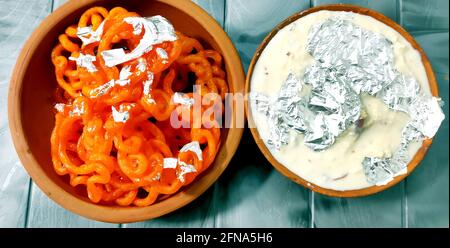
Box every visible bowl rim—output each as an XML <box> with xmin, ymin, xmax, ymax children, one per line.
<box><xmin>8</xmin><ymin>0</ymin><xmax>245</xmax><ymax>223</ymax></box>
<box><xmin>245</xmin><ymin>4</ymin><xmax>440</xmax><ymax>198</ymax></box>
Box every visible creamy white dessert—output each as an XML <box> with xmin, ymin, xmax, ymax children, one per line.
<box><xmin>250</xmin><ymin>10</ymin><xmax>443</xmax><ymax>191</ymax></box>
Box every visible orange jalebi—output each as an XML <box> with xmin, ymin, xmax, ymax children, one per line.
<box><xmin>50</xmin><ymin>7</ymin><xmax>227</xmax><ymax>206</ymax></box>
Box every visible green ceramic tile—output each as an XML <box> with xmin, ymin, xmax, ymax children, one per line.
<box><xmin>193</xmin><ymin>0</ymin><xmax>225</xmax><ymax>26</ymax></box>
<box><xmin>52</xmin><ymin>0</ymin><xmax>66</xmax><ymax>9</ymax></box>
<box><xmin>314</xmin><ymin>185</ymin><xmax>405</xmax><ymax>227</ymax></box>
<box><xmin>225</xmin><ymin>0</ymin><xmax>311</xmax><ymax>71</ymax></box>
<box><xmin>124</xmin><ymin>187</ymin><xmax>216</xmax><ymax>228</ymax></box>
<box><xmin>406</xmin><ymin>72</ymin><xmax>449</xmax><ymax>228</ymax></box>
<box><xmin>404</xmin><ymin>26</ymin><xmax>448</xmax><ymax>227</ymax></box>
<box><xmin>312</xmin><ymin>0</ymin><xmax>399</xmax><ymax>22</ymax></box>
<box><xmin>401</xmin><ymin>0</ymin><xmax>449</xmax><ymax>31</ymax></box>
<box><xmin>26</xmin><ymin>184</ymin><xmax>117</xmax><ymax>227</ymax></box>
<box><xmin>412</xmin><ymin>31</ymin><xmax>449</xmax><ymax>74</ymax></box>
<box><xmin>214</xmin><ymin>130</ymin><xmax>310</xmax><ymax>227</ymax></box>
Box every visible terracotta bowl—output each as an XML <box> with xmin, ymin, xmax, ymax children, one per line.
<box><xmin>245</xmin><ymin>4</ymin><xmax>439</xmax><ymax>198</ymax></box>
<box><xmin>8</xmin><ymin>0</ymin><xmax>245</xmax><ymax>223</ymax></box>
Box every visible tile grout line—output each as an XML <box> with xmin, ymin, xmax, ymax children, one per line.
<box><xmin>404</xmin><ymin>181</ymin><xmax>408</xmax><ymax>228</ymax></box>
<box><xmin>212</xmin><ymin>183</ymin><xmax>219</xmax><ymax>228</ymax></box>
<box><xmin>310</xmin><ymin>191</ymin><xmax>315</xmax><ymax>228</ymax></box>
<box><xmin>410</xmin><ymin>29</ymin><xmax>450</xmax><ymax>34</ymax></box>
<box><xmin>222</xmin><ymin>0</ymin><xmax>227</xmax><ymax>30</ymax></box>
<box><xmin>23</xmin><ymin>178</ymin><xmax>33</xmax><ymax>228</ymax></box>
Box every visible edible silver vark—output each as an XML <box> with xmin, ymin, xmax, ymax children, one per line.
<box><xmin>101</xmin><ymin>16</ymin><xmax>177</xmax><ymax>67</ymax></box>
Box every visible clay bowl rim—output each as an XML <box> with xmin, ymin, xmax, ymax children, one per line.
<box><xmin>8</xmin><ymin>0</ymin><xmax>245</xmax><ymax>223</ymax></box>
<box><xmin>245</xmin><ymin>4</ymin><xmax>439</xmax><ymax>198</ymax></box>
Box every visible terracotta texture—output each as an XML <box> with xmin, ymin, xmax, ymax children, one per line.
<box><xmin>245</xmin><ymin>4</ymin><xmax>440</xmax><ymax>198</ymax></box>
<box><xmin>8</xmin><ymin>0</ymin><xmax>245</xmax><ymax>223</ymax></box>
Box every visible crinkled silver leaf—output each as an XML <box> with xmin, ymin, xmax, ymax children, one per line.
<box><xmin>69</xmin><ymin>53</ymin><xmax>97</xmax><ymax>72</ymax></box>
<box><xmin>136</xmin><ymin>58</ymin><xmax>147</xmax><ymax>73</ymax></box>
<box><xmin>102</xmin><ymin>16</ymin><xmax>177</xmax><ymax>67</ymax></box>
<box><xmin>116</xmin><ymin>65</ymin><xmax>132</xmax><ymax>86</ymax></box>
<box><xmin>69</xmin><ymin>101</ymin><xmax>86</xmax><ymax>117</ymax></box>
<box><xmin>173</xmin><ymin>92</ymin><xmax>194</xmax><ymax>106</ymax></box>
<box><xmin>249</xmin><ymin>92</ymin><xmax>270</xmax><ymax>115</ymax></box>
<box><xmin>111</xmin><ymin>106</ymin><xmax>129</xmax><ymax>123</ymax></box>
<box><xmin>111</xmin><ymin>104</ymin><xmax>134</xmax><ymax>123</ymax></box>
<box><xmin>306</xmin><ymin>18</ymin><xmax>396</xmax><ymax>95</ymax></box>
<box><xmin>163</xmin><ymin>158</ymin><xmax>178</xmax><ymax>169</ymax></box>
<box><xmin>77</xmin><ymin>21</ymin><xmax>105</xmax><ymax>46</ymax></box>
<box><xmin>251</xmin><ymin>73</ymin><xmax>303</xmax><ymax>150</ymax></box>
<box><xmin>156</xmin><ymin>47</ymin><xmax>169</xmax><ymax>64</ymax></box>
<box><xmin>145</xmin><ymin>15</ymin><xmax>178</xmax><ymax>44</ymax></box>
<box><xmin>176</xmin><ymin>162</ymin><xmax>197</xmax><ymax>183</ymax></box>
<box><xmin>409</xmin><ymin>95</ymin><xmax>445</xmax><ymax>138</ymax></box>
<box><xmin>179</xmin><ymin>141</ymin><xmax>203</xmax><ymax>161</ymax></box>
<box><xmin>362</xmin><ymin>157</ymin><xmax>395</xmax><ymax>185</ymax></box>
<box><xmin>378</xmin><ymin>74</ymin><xmax>420</xmax><ymax>113</ymax></box>
<box><xmin>90</xmin><ymin>79</ymin><xmax>115</xmax><ymax>98</ymax></box>
<box><xmin>54</xmin><ymin>103</ymin><xmax>65</xmax><ymax>112</ymax></box>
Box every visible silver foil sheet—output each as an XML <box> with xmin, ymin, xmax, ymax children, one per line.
<box><xmin>54</xmin><ymin>103</ymin><xmax>65</xmax><ymax>112</ymax></box>
<box><xmin>101</xmin><ymin>16</ymin><xmax>177</xmax><ymax>67</ymax></box>
<box><xmin>90</xmin><ymin>79</ymin><xmax>115</xmax><ymax>98</ymax></box>
<box><xmin>177</xmin><ymin>141</ymin><xmax>202</xmax><ymax>182</ymax></box>
<box><xmin>136</xmin><ymin>58</ymin><xmax>148</xmax><ymax>73</ymax></box>
<box><xmin>69</xmin><ymin>101</ymin><xmax>86</xmax><ymax>117</ymax></box>
<box><xmin>163</xmin><ymin>157</ymin><xmax>178</xmax><ymax>169</ymax></box>
<box><xmin>251</xmin><ymin>17</ymin><xmax>445</xmax><ymax>186</ymax></box>
<box><xmin>179</xmin><ymin>141</ymin><xmax>203</xmax><ymax>161</ymax></box>
<box><xmin>156</xmin><ymin>47</ymin><xmax>169</xmax><ymax>64</ymax></box>
<box><xmin>143</xmin><ymin>72</ymin><xmax>156</xmax><ymax>104</ymax></box>
<box><xmin>160</xmin><ymin>141</ymin><xmax>203</xmax><ymax>183</ymax></box>
<box><xmin>111</xmin><ymin>106</ymin><xmax>129</xmax><ymax>123</ymax></box>
<box><xmin>77</xmin><ymin>21</ymin><xmax>105</xmax><ymax>46</ymax></box>
<box><xmin>177</xmin><ymin>162</ymin><xmax>197</xmax><ymax>183</ymax></box>
<box><xmin>143</xmin><ymin>72</ymin><xmax>154</xmax><ymax>96</ymax></box>
<box><xmin>306</xmin><ymin>18</ymin><xmax>397</xmax><ymax>95</ymax></box>
<box><xmin>172</xmin><ymin>92</ymin><xmax>195</xmax><ymax>106</ymax></box>
<box><xmin>111</xmin><ymin>104</ymin><xmax>134</xmax><ymax>123</ymax></box>
<box><xmin>69</xmin><ymin>53</ymin><xmax>97</xmax><ymax>72</ymax></box>
<box><xmin>116</xmin><ymin>65</ymin><xmax>132</xmax><ymax>86</ymax></box>
<box><xmin>89</xmin><ymin>65</ymin><xmax>133</xmax><ymax>97</ymax></box>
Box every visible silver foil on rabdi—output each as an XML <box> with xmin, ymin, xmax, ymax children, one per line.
<box><xmin>306</xmin><ymin>18</ymin><xmax>397</xmax><ymax>95</ymax></box>
<box><xmin>250</xmin><ymin>73</ymin><xmax>303</xmax><ymax>150</ymax></box>
<box><xmin>251</xmin><ymin>17</ymin><xmax>445</xmax><ymax>186</ymax></box>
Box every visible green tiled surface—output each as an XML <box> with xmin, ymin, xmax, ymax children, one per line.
<box><xmin>0</xmin><ymin>0</ymin><xmax>447</xmax><ymax>227</ymax></box>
